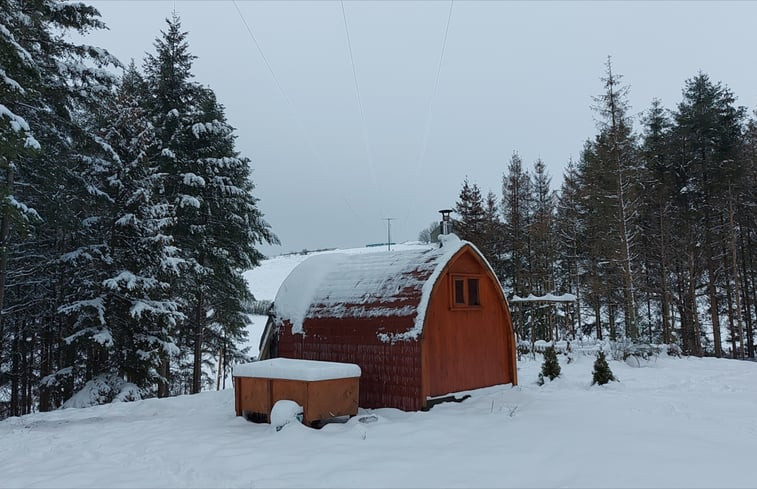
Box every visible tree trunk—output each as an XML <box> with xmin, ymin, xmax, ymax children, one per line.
<box><xmin>659</xmin><ymin>209</ymin><xmax>672</xmax><ymax>345</ymax></box>
<box><xmin>644</xmin><ymin>264</ymin><xmax>652</xmax><ymax>341</ymax></box>
<box><xmin>19</xmin><ymin>321</ymin><xmax>28</xmax><ymax>415</ymax></box>
<box><xmin>706</xmin><ymin>248</ymin><xmax>722</xmax><ymax>357</ymax></box>
<box><xmin>590</xmin><ymin>257</ymin><xmax>602</xmax><ymax>340</ymax></box>
<box><xmin>616</xmin><ymin>171</ymin><xmax>637</xmax><ymax>339</ymax></box>
<box><xmin>216</xmin><ymin>348</ymin><xmax>222</xmax><ymax>391</ymax></box>
<box><xmin>573</xmin><ymin>250</ymin><xmax>582</xmax><ymax>336</ymax></box>
<box><xmin>746</xmin><ymin>231</ymin><xmax>757</xmax><ymax>358</ymax></box>
<box><xmin>0</xmin><ymin>167</ymin><xmax>15</xmax><ymax>374</ymax></box>
<box><xmin>740</xmin><ymin>234</ymin><xmax>755</xmax><ymax>359</ymax></box>
<box><xmin>609</xmin><ymin>303</ymin><xmax>616</xmax><ymax>342</ymax></box>
<box><xmin>683</xmin><ymin>250</ymin><xmax>699</xmax><ymax>355</ymax></box>
<box><xmin>38</xmin><ymin>326</ymin><xmax>52</xmax><ymax>412</ymax></box>
<box><xmin>157</xmin><ymin>354</ymin><xmax>170</xmax><ymax>398</ymax></box>
<box><xmin>727</xmin><ymin>190</ymin><xmax>745</xmax><ymax>359</ymax></box>
<box><xmin>605</xmin><ymin>60</ymin><xmax>637</xmax><ymax>340</ymax></box>
<box><xmin>22</xmin><ymin>324</ymin><xmax>33</xmax><ymax>414</ymax></box>
<box><xmin>594</xmin><ymin>301</ymin><xmax>602</xmax><ymax>340</ymax></box>
<box><xmin>192</xmin><ymin>289</ymin><xmax>204</xmax><ymax>394</ymax></box>
<box><xmin>724</xmin><ymin>271</ymin><xmax>737</xmax><ymax>358</ymax></box>
<box><xmin>10</xmin><ymin>324</ymin><xmax>19</xmax><ymax>416</ymax></box>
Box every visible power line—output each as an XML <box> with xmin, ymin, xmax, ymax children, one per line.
<box><xmin>402</xmin><ymin>0</ymin><xmax>455</xmax><ymax>230</ymax></box>
<box><xmin>339</xmin><ymin>0</ymin><xmax>380</xmax><ymax>207</ymax></box>
<box><xmin>231</xmin><ymin>0</ymin><xmax>364</xmax><ymax>226</ymax></box>
<box><xmin>417</xmin><ymin>0</ymin><xmax>454</xmax><ymax>176</ymax></box>
<box><xmin>232</xmin><ymin>0</ymin><xmax>295</xmax><ymax>115</ymax></box>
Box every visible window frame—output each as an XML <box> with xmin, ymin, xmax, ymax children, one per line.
<box><xmin>449</xmin><ymin>274</ymin><xmax>482</xmax><ymax>310</ymax></box>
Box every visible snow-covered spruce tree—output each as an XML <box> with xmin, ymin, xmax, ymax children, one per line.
<box><xmin>0</xmin><ymin>0</ymin><xmax>42</xmax><ymax>417</ymax></box>
<box><xmin>454</xmin><ymin>179</ymin><xmax>504</xmax><ymax>282</ymax></box>
<box><xmin>455</xmin><ymin>177</ymin><xmax>485</xmax><ymax>245</ymax></box>
<box><xmin>58</xmin><ymin>62</ymin><xmax>185</xmax><ymax>403</ymax></box>
<box><xmin>589</xmin><ymin>57</ymin><xmax>640</xmax><ymax>340</ymax></box>
<box><xmin>501</xmin><ymin>151</ymin><xmax>532</xmax><ymax>299</ymax></box>
<box><xmin>501</xmin><ymin>151</ymin><xmax>532</xmax><ymax>343</ymax></box>
<box><xmin>142</xmin><ymin>14</ymin><xmax>203</xmax><ymax>394</ymax></box>
<box><xmin>638</xmin><ymin>99</ymin><xmax>675</xmax><ymax>345</ymax></box>
<box><xmin>144</xmin><ymin>15</ymin><xmax>277</xmax><ymax>395</ymax></box>
<box><xmin>538</xmin><ymin>346</ymin><xmax>561</xmax><ymax>384</ymax></box>
<box><xmin>592</xmin><ymin>351</ymin><xmax>615</xmax><ymax>385</ymax></box>
<box><xmin>737</xmin><ymin>115</ymin><xmax>757</xmax><ymax>359</ymax></box>
<box><xmin>529</xmin><ymin>159</ymin><xmax>555</xmax><ymax>296</ymax></box>
<box><xmin>101</xmin><ymin>64</ymin><xmax>184</xmax><ymax>396</ymax></box>
<box><xmin>575</xmin><ymin>140</ymin><xmax>616</xmax><ymax>341</ymax></box>
<box><xmin>669</xmin><ymin>73</ymin><xmax>745</xmax><ymax>357</ymax></box>
<box><xmin>571</xmin><ymin>58</ymin><xmax>640</xmax><ymax>342</ymax></box>
<box><xmin>528</xmin><ymin>159</ymin><xmax>558</xmax><ymax>340</ymax></box>
<box><xmin>481</xmin><ymin>190</ymin><xmax>505</xmax><ymax>280</ymax></box>
<box><xmin>179</xmin><ymin>87</ymin><xmax>278</xmax><ymax>393</ymax></box>
<box><xmin>0</xmin><ymin>0</ymin><xmax>119</xmax><ymax>416</ymax></box>
<box><xmin>555</xmin><ymin>158</ymin><xmax>584</xmax><ymax>337</ymax></box>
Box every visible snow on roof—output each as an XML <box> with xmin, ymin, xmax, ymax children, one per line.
<box><xmin>273</xmin><ymin>234</ymin><xmax>467</xmax><ymax>341</ymax></box>
<box><xmin>510</xmin><ymin>293</ymin><xmax>577</xmax><ymax>303</ymax></box>
<box><xmin>233</xmin><ymin>358</ymin><xmax>361</xmax><ymax>381</ymax></box>
<box><xmin>244</xmin><ymin>242</ymin><xmax>435</xmax><ymax>302</ymax></box>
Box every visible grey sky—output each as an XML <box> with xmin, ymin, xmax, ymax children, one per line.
<box><xmin>83</xmin><ymin>1</ymin><xmax>757</xmax><ymax>256</ymax></box>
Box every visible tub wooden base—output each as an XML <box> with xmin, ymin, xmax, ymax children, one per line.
<box><xmin>234</xmin><ymin>375</ymin><xmax>359</xmax><ymax>426</ymax></box>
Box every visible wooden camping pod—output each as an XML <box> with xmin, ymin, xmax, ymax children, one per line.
<box><xmin>265</xmin><ymin>237</ymin><xmax>517</xmax><ymax>411</ymax></box>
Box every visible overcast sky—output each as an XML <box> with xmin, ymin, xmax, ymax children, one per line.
<box><xmin>81</xmin><ymin>1</ymin><xmax>757</xmax><ymax>256</ymax></box>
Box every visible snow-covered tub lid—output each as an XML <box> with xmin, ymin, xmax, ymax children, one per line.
<box><xmin>233</xmin><ymin>358</ymin><xmax>361</xmax><ymax>381</ymax></box>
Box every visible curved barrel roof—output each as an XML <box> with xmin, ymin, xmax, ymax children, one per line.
<box><xmin>273</xmin><ymin>235</ymin><xmax>468</xmax><ymax>341</ymax></box>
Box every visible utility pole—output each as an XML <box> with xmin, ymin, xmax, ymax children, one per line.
<box><xmin>383</xmin><ymin>217</ymin><xmax>396</xmax><ymax>251</ymax></box>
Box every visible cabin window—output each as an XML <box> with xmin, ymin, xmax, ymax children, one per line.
<box><xmin>454</xmin><ymin>279</ymin><xmax>465</xmax><ymax>304</ymax></box>
<box><xmin>468</xmin><ymin>278</ymin><xmax>480</xmax><ymax>306</ymax></box>
<box><xmin>450</xmin><ymin>275</ymin><xmax>482</xmax><ymax>309</ymax></box>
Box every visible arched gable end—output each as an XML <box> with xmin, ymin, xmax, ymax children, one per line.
<box><xmin>420</xmin><ymin>245</ymin><xmax>518</xmax><ymax>400</ymax></box>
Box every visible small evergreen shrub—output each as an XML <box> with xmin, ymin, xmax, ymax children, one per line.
<box><xmin>539</xmin><ymin>346</ymin><xmax>561</xmax><ymax>383</ymax></box>
<box><xmin>592</xmin><ymin>351</ymin><xmax>616</xmax><ymax>385</ymax></box>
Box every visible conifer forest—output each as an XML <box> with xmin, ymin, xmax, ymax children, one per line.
<box><xmin>0</xmin><ymin>3</ymin><xmax>277</xmax><ymax>418</ymax></box>
<box><xmin>1</xmin><ymin>1</ymin><xmax>756</xmax><ymax>420</ymax></box>
<box><xmin>452</xmin><ymin>59</ymin><xmax>756</xmax><ymax>362</ymax></box>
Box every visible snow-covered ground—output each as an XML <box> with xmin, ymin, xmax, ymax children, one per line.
<box><xmin>3</xmin><ymin>245</ymin><xmax>755</xmax><ymax>487</ymax></box>
<box><xmin>1</xmin><ymin>353</ymin><xmax>755</xmax><ymax>488</ymax></box>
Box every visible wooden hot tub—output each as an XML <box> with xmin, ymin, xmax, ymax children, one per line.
<box><xmin>233</xmin><ymin>358</ymin><xmax>361</xmax><ymax>426</ymax></box>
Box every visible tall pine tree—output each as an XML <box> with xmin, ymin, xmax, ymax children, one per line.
<box><xmin>586</xmin><ymin>57</ymin><xmax>640</xmax><ymax>339</ymax></box>
<box><xmin>143</xmin><ymin>15</ymin><xmax>277</xmax><ymax>394</ymax></box>
<box><xmin>0</xmin><ymin>0</ymin><xmax>119</xmax><ymax>416</ymax></box>
<box><xmin>502</xmin><ymin>152</ymin><xmax>532</xmax><ymax>298</ymax></box>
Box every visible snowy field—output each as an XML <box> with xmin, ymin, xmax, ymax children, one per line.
<box><xmin>1</xmin><ymin>353</ymin><xmax>755</xmax><ymax>488</ymax></box>
<box><xmin>2</xmin><ymin>245</ymin><xmax>756</xmax><ymax>488</ymax></box>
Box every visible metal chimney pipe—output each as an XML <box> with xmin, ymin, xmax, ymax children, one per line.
<box><xmin>438</xmin><ymin>209</ymin><xmax>453</xmax><ymax>238</ymax></box>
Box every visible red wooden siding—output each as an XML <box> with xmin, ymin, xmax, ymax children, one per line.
<box><xmin>277</xmin><ymin>317</ymin><xmax>424</xmax><ymax>411</ymax></box>
<box><xmin>274</xmin><ymin>242</ymin><xmax>517</xmax><ymax>412</ymax></box>
<box><xmin>421</xmin><ymin>249</ymin><xmax>517</xmax><ymax>398</ymax></box>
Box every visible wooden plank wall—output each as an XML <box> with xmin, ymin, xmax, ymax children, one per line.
<box><xmin>422</xmin><ymin>250</ymin><xmax>516</xmax><ymax>398</ymax></box>
<box><xmin>275</xmin><ymin>245</ymin><xmax>518</xmax><ymax>412</ymax></box>
<box><xmin>277</xmin><ymin>318</ymin><xmax>424</xmax><ymax>411</ymax></box>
